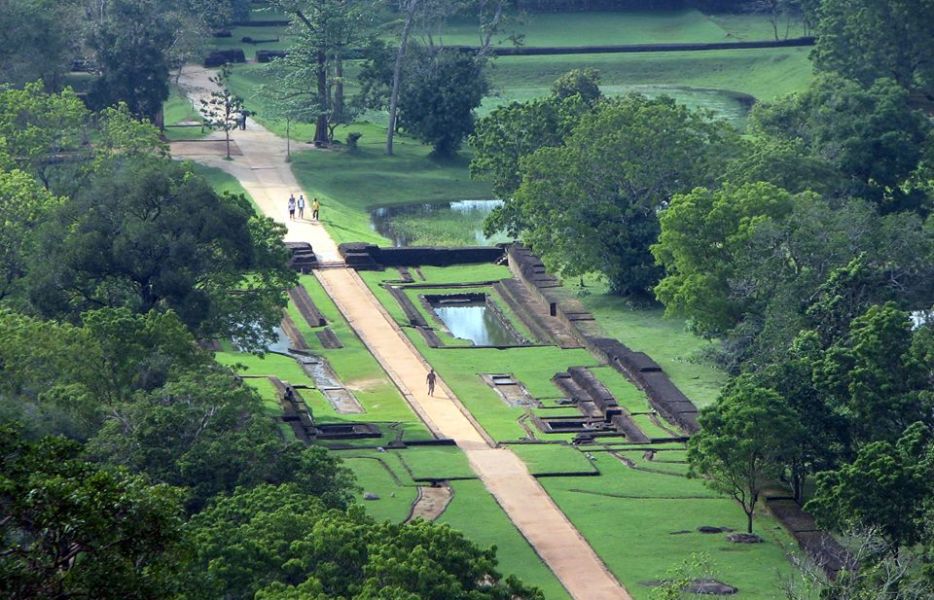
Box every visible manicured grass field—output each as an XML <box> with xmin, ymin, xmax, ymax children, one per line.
<box><xmin>539</xmin><ymin>456</ymin><xmax>799</xmax><ymax>599</ymax></box>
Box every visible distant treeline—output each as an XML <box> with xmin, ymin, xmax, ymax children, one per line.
<box><xmin>515</xmin><ymin>0</ymin><xmax>762</xmax><ymax>11</ymax></box>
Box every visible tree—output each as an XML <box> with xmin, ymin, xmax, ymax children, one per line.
<box><xmin>507</xmin><ymin>94</ymin><xmax>737</xmax><ymax>296</ymax></box>
<box><xmin>652</xmin><ymin>182</ymin><xmax>800</xmax><ymax>338</ymax></box>
<box><xmin>0</xmin><ymin>0</ymin><xmax>79</xmax><ymax>89</ymax></box>
<box><xmin>200</xmin><ymin>64</ymin><xmax>245</xmax><ymax>160</ymax></box>
<box><xmin>398</xmin><ymin>48</ymin><xmax>489</xmax><ymax>156</ymax></box>
<box><xmin>719</xmin><ymin>137</ymin><xmax>842</xmax><ymax>196</ymax></box>
<box><xmin>812</xmin><ymin>0</ymin><xmax>934</xmax><ymax>100</ymax></box>
<box><xmin>0</xmin><ymin>82</ymin><xmax>90</xmax><ymax>188</ymax></box>
<box><xmin>21</xmin><ymin>157</ymin><xmax>296</xmax><ymax>346</ymax></box>
<box><xmin>814</xmin><ymin>303</ymin><xmax>933</xmax><ymax>447</ymax></box>
<box><xmin>0</xmin><ymin>169</ymin><xmax>63</xmax><ymax>301</ymax></box>
<box><xmin>0</xmin><ymin>425</ymin><xmax>186</xmax><ymax>600</ymax></box>
<box><xmin>274</xmin><ymin>0</ymin><xmax>379</xmax><ymax>145</ymax></box>
<box><xmin>551</xmin><ymin>67</ymin><xmax>602</xmax><ymax>105</ymax></box>
<box><xmin>469</xmin><ymin>73</ymin><xmax>595</xmax><ymax>205</ymax></box>
<box><xmin>750</xmin><ymin>75</ymin><xmax>931</xmax><ymax>214</ymax></box>
<box><xmin>807</xmin><ymin>422</ymin><xmax>933</xmax><ymax>553</ymax></box>
<box><xmin>688</xmin><ymin>378</ymin><xmax>802</xmax><ymax>533</ymax></box>
<box><xmin>184</xmin><ymin>483</ymin><xmax>542</xmax><ymax>600</ymax></box>
<box><xmin>387</xmin><ymin>0</ymin><xmax>421</xmax><ymax>156</ymax></box>
<box><xmin>87</xmin><ymin>0</ymin><xmax>175</xmax><ymax>122</ymax></box>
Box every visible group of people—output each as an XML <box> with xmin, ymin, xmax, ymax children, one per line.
<box><xmin>287</xmin><ymin>193</ymin><xmax>320</xmax><ymax>222</ymax></box>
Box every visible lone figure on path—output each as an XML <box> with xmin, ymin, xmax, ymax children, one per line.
<box><xmin>426</xmin><ymin>368</ymin><xmax>437</xmax><ymax>396</ymax></box>
<box><xmin>312</xmin><ymin>197</ymin><xmax>320</xmax><ymax>221</ymax></box>
<box><xmin>288</xmin><ymin>194</ymin><xmax>296</xmax><ymax>220</ymax></box>
<box><xmin>297</xmin><ymin>194</ymin><xmax>306</xmax><ymax>219</ymax></box>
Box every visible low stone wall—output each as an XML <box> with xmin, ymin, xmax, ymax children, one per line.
<box><xmin>339</xmin><ymin>243</ymin><xmax>504</xmax><ymax>269</ymax></box>
<box><xmin>507</xmin><ymin>244</ymin><xmax>700</xmax><ymax>435</ymax></box>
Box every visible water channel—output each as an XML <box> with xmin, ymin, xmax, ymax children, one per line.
<box><xmin>369</xmin><ymin>199</ymin><xmax>511</xmax><ymax>247</ymax></box>
<box><xmin>432</xmin><ymin>300</ymin><xmax>522</xmax><ymax>347</ymax></box>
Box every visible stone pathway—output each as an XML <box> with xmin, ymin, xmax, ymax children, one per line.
<box><xmin>171</xmin><ymin>65</ymin><xmax>630</xmax><ymax>600</ymax></box>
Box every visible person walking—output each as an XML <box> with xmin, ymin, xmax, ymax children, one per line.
<box><xmin>426</xmin><ymin>368</ymin><xmax>437</xmax><ymax>396</ymax></box>
<box><xmin>311</xmin><ymin>197</ymin><xmax>320</xmax><ymax>221</ymax></box>
<box><xmin>297</xmin><ymin>194</ymin><xmax>306</xmax><ymax>220</ymax></box>
<box><xmin>287</xmin><ymin>194</ymin><xmax>296</xmax><ymax>221</ymax></box>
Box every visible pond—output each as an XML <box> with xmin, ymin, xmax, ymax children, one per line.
<box><xmin>432</xmin><ymin>299</ymin><xmax>522</xmax><ymax>347</ymax></box>
<box><xmin>369</xmin><ymin>199</ymin><xmax>512</xmax><ymax>247</ymax></box>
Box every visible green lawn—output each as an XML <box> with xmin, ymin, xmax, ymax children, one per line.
<box><xmin>440</xmin><ymin>480</ymin><xmax>571</xmax><ymax>600</ymax></box>
<box><xmin>162</xmin><ymin>85</ymin><xmax>208</xmax><ymax>141</ymax></box>
<box><xmin>333</xmin><ymin>446</ymin><xmax>570</xmax><ymax>599</ymax></box>
<box><xmin>506</xmin><ymin>443</ymin><xmax>598</xmax><ymax>476</ymax></box>
<box><xmin>539</xmin><ymin>456</ymin><xmax>799</xmax><ymax>599</ymax></box>
<box><xmin>577</xmin><ymin>279</ymin><xmax>728</xmax><ymax>409</ymax></box>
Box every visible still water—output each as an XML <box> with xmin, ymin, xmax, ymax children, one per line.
<box><xmin>432</xmin><ymin>302</ymin><xmax>522</xmax><ymax>347</ymax></box>
<box><xmin>369</xmin><ymin>199</ymin><xmax>509</xmax><ymax>247</ymax></box>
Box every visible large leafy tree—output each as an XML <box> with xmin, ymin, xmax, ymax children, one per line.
<box><xmin>0</xmin><ymin>425</ymin><xmax>186</xmax><ymax>600</ymax></box>
<box><xmin>0</xmin><ymin>82</ymin><xmax>89</xmax><ymax>188</ymax></box>
<box><xmin>652</xmin><ymin>182</ymin><xmax>801</xmax><ymax>338</ymax></box>
<box><xmin>807</xmin><ymin>422</ymin><xmax>933</xmax><ymax>553</ymax></box>
<box><xmin>750</xmin><ymin>75</ymin><xmax>931</xmax><ymax>214</ymax></box>
<box><xmin>814</xmin><ymin>303</ymin><xmax>933</xmax><ymax>447</ymax></box>
<box><xmin>508</xmin><ymin>94</ymin><xmax>737</xmax><ymax>296</ymax></box>
<box><xmin>20</xmin><ymin>157</ymin><xmax>295</xmax><ymax>346</ymax></box>
<box><xmin>184</xmin><ymin>483</ymin><xmax>542</xmax><ymax>600</ymax></box>
<box><xmin>652</xmin><ymin>184</ymin><xmax>934</xmax><ymax>368</ymax></box>
<box><xmin>398</xmin><ymin>48</ymin><xmax>489</xmax><ymax>156</ymax></box>
<box><xmin>469</xmin><ymin>70</ymin><xmax>597</xmax><ymax>206</ymax></box>
<box><xmin>0</xmin><ymin>0</ymin><xmax>80</xmax><ymax>89</ymax></box>
<box><xmin>274</xmin><ymin>0</ymin><xmax>379</xmax><ymax>145</ymax></box>
<box><xmin>87</xmin><ymin>0</ymin><xmax>175</xmax><ymax>122</ymax></box>
<box><xmin>688</xmin><ymin>378</ymin><xmax>802</xmax><ymax>534</ymax></box>
<box><xmin>0</xmin><ymin>169</ymin><xmax>63</xmax><ymax>301</ymax></box>
<box><xmin>812</xmin><ymin>0</ymin><xmax>934</xmax><ymax>100</ymax></box>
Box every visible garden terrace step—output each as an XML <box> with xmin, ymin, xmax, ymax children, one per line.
<box><xmin>315</xmin><ymin>327</ymin><xmax>343</xmax><ymax>349</ymax></box>
<box><xmin>495</xmin><ymin>278</ymin><xmax>581</xmax><ymax>349</ymax></box>
<box><xmin>552</xmin><ymin>373</ymin><xmax>602</xmax><ymax>418</ymax></box>
<box><xmin>280</xmin><ymin>313</ymin><xmax>308</xmax><ymax>350</ymax></box>
<box><xmin>568</xmin><ymin>367</ymin><xmax>622</xmax><ymax>419</ymax></box>
<box><xmin>385</xmin><ymin>285</ymin><xmax>429</xmax><ymax>327</ymax></box>
<box><xmin>610</xmin><ymin>414</ymin><xmax>651</xmax><ymax>444</ymax></box>
<box><xmin>285</xmin><ymin>241</ymin><xmax>319</xmax><ymax>273</ymax></box>
<box><xmin>493</xmin><ymin>280</ymin><xmax>555</xmax><ymax>345</ymax></box>
<box><xmin>288</xmin><ymin>285</ymin><xmax>327</xmax><ymax>327</ymax></box>
<box><xmin>765</xmin><ymin>497</ymin><xmax>852</xmax><ymax>577</ymax></box>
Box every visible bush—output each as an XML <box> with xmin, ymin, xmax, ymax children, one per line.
<box><xmin>203</xmin><ymin>49</ymin><xmax>246</xmax><ymax>68</ymax></box>
<box><xmin>346</xmin><ymin>132</ymin><xmax>362</xmax><ymax>151</ymax></box>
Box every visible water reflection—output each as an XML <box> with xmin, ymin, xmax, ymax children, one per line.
<box><xmin>369</xmin><ymin>199</ymin><xmax>509</xmax><ymax>247</ymax></box>
<box><xmin>433</xmin><ymin>302</ymin><xmax>521</xmax><ymax>346</ymax></box>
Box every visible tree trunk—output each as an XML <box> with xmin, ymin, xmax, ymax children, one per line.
<box><xmin>314</xmin><ymin>48</ymin><xmax>329</xmax><ymax>145</ymax></box>
<box><xmin>286</xmin><ymin>118</ymin><xmax>291</xmax><ymax>161</ymax></box>
<box><xmin>225</xmin><ymin>127</ymin><xmax>231</xmax><ymax>159</ymax></box>
<box><xmin>387</xmin><ymin>0</ymin><xmax>418</xmax><ymax>156</ymax></box>
<box><xmin>333</xmin><ymin>53</ymin><xmax>344</xmax><ymax>126</ymax></box>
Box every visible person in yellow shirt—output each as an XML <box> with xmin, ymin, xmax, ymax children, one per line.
<box><xmin>312</xmin><ymin>198</ymin><xmax>320</xmax><ymax>221</ymax></box>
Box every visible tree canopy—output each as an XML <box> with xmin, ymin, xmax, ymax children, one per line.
<box><xmin>19</xmin><ymin>157</ymin><xmax>295</xmax><ymax>346</ymax></box>
<box><xmin>506</xmin><ymin>94</ymin><xmax>737</xmax><ymax>296</ymax></box>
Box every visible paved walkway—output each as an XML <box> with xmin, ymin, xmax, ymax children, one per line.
<box><xmin>171</xmin><ymin>65</ymin><xmax>630</xmax><ymax>600</ymax></box>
